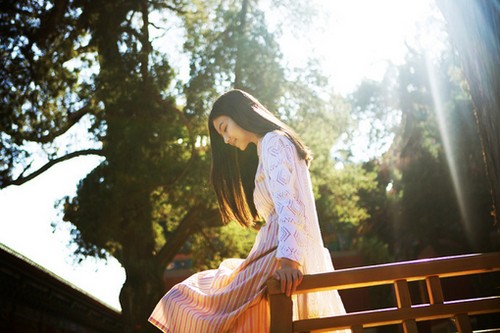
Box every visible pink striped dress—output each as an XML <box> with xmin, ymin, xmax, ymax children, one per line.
<box><xmin>149</xmin><ymin>131</ymin><xmax>349</xmax><ymax>333</ymax></box>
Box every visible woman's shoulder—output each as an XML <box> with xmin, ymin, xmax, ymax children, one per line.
<box><xmin>260</xmin><ymin>130</ymin><xmax>297</xmax><ymax>161</ymax></box>
<box><xmin>261</xmin><ymin>130</ymin><xmax>293</xmax><ymax>149</ymax></box>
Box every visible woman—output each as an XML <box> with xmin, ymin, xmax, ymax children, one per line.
<box><xmin>149</xmin><ymin>89</ymin><xmax>348</xmax><ymax>333</ymax></box>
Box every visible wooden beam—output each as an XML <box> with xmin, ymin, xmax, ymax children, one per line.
<box><xmin>294</xmin><ymin>252</ymin><xmax>500</xmax><ymax>294</ymax></box>
<box><xmin>351</xmin><ymin>325</ymin><xmax>364</xmax><ymax>333</ymax></box>
<box><xmin>292</xmin><ymin>297</ymin><xmax>500</xmax><ymax>332</ymax></box>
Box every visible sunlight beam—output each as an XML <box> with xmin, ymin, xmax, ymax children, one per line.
<box><xmin>425</xmin><ymin>53</ymin><xmax>475</xmax><ymax>248</ymax></box>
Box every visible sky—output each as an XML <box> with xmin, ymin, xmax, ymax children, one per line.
<box><xmin>0</xmin><ymin>0</ymin><xmax>443</xmax><ymax>312</ymax></box>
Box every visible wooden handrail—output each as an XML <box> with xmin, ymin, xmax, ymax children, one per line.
<box><xmin>293</xmin><ymin>297</ymin><xmax>500</xmax><ymax>331</ymax></box>
<box><xmin>267</xmin><ymin>252</ymin><xmax>500</xmax><ymax>333</ymax></box>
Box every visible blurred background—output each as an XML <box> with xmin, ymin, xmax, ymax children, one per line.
<box><xmin>1</xmin><ymin>0</ymin><xmax>499</xmax><ymax>332</ymax></box>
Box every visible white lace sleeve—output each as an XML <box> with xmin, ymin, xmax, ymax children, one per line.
<box><xmin>262</xmin><ymin>132</ymin><xmax>307</xmax><ymax>265</ymax></box>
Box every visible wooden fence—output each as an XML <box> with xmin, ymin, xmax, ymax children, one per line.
<box><xmin>267</xmin><ymin>252</ymin><xmax>500</xmax><ymax>333</ymax></box>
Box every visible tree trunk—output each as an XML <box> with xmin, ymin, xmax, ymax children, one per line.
<box><xmin>120</xmin><ymin>262</ymin><xmax>163</xmax><ymax>333</ymax></box>
<box><xmin>437</xmin><ymin>0</ymin><xmax>500</xmax><ymax>233</ymax></box>
<box><xmin>234</xmin><ymin>0</ymin><xmax>249</xmax><ymax>89</ymax></box>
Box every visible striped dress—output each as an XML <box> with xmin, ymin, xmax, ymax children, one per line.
<box><xmin>149</xmin><ymin>131</ymin><xmax>349</xmax><ymax>333</ymax></box>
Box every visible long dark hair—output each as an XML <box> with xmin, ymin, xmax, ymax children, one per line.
<box><xmin>208</xmin><ymin>89</ymin><xmax>312</xmax><ymax>227</ymax></box>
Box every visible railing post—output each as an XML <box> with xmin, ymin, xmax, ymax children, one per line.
<box><xmin>268</xmin><ymin>279</ymin><xmax>293</xmax><ymax>333</ymax></box>
<box><xmin>394</xmin><ymin>279</ymin><xmax>418</xmax><ymax>333</ymax></box>
<box><xmin>454</xmin><ymin>313</ymin><xmax>473</xmax><ymax>333</ymax></box>
<box><xmin>425</xmin><ymin>275</ymin><xmax>444</xmax><ymax>304</ymax></box>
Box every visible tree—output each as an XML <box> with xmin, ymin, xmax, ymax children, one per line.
<box><xmin>1</xmin><ymin>0</ymin><xmax>346</xmax><ymax>331</ymax></box>
<box><xmin>1</xmin><ymin>0</ymin><xmax>217</xmax><ymax>330</ymax></box>
<box><xmin>1</xmin><ymin>0</ymin><xmax>104</xmax><ymax>188</ymax></box>
<box><xmin>360</xmin><ymin>46</ymin><xmax>496</xmax><ymax>260</ymax></box>
<box><xmin>177</xmin><ymin>0</ymin><xmax>365</xmax><ymax>271</ymax></box>
<box><xmin>437</xmin><ymin>0</ymin><xmax>500</xmax><ymax>234</ymax></box>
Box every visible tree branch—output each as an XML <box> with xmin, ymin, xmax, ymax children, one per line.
<box><xmin>155</xmin><ymin>206</ymin><xmax>218</xmax><ymax>273</ymax></box>
<box><xmin>22</xmin><ymin>104</ymin><xmax>93</xmax><ymax>144</ymax></box>
<box><xmin>121</xmin><ymin>25</ymin><xmax>142</xmax><ymax>41</ymax></box>
<box><xmin>3</xmin><ymin>148</ymin><xmax>104</xmax><ymax>188</ymax></box>
<box><xmin>36</xmin><ymin>0</ymin><xmax>70</xmax><ymax>44</ymax></box>
<box><xmin>149</xmin><ymin>1</ymin><xmax>187</xmax><ymax>15</ymax></box>
<box><xmin>140</xmin><ymin>0</ymin><xmax>151</xmax><ymax>81</ymax></box>
<box><xmin>148</xmin><ymin>21</ymin><xmax>162</xmax><ymax>31</ymax></box>
<box><xmin>75</xmin><ymin>43</ymin><xmax>97</xmax><ymax>54</ymax></box>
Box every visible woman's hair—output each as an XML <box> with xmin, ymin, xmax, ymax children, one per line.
<box><xmin>208</xmin><ymin>89</ymin><xmax>312</xmax><ymax>227</ymax></box>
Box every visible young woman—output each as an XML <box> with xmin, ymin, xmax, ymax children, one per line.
<box><xmin>149</xmin><ymin>89</ymin><xmax>349</xmax><ymax>333</ymax></box>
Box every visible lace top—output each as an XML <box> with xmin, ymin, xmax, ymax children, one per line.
<box><xmin>254</xmin><ymin>131</ymin><xmax>348</xmax><ymax>321</ymax></box>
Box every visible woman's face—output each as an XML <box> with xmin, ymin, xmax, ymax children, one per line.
<box><xmin>213</xmin><ymin>115</ymin><xmax>258</xmax><ymax>151</ymax></box>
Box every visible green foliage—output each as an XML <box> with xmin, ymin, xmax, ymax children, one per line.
<box><xmin>315</xmin><ymin>162</ymin><xmax>379</xmax><ymax>251</ymax></box>
<box><xmin>349</xmin><ymin>76</ymin><xmax>400</xmax><ymax>155</ymax></box>
<box><xmin>394</xmin><ymin>48</ymin><xmax>494</xmax><ymax>258</ymax></box>
<box><xmin>189</xmin><ymin>223</ymin><xmax>258</xmax><ymax>271</ymax></box>
<box><xmin>182</xmin><ymin>0</ymin><xmax>287</xmax><ymax>119</ymax></box>
<box><xmin>354</xmin><ymin>235</ymin><xmax>393</xmax><ymax>265</ymax></box>
<box><xmin>179</xmin><ymin>0</ymin><xmax>366</xmax><ymax>261</ymax></box>
<box><xmin>0</xmin><ymin>0</ymin><xmax>98</xmax><ymax>186</ymax></box>
<box><xmin>317</xmin><ymin>164</ymin><xmax>377</xmax><ymax>226</ymax></box>
<box><xmin>351</xmin><ymin>44</ymin><xmax>496</xmax><ymax>261</ymax></box>
<box><xmin>2</xmin><ymin>1</ymin><xmax>358</xmax><ymax>330</ymax></box>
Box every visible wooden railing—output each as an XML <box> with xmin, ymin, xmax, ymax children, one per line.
<box><xmin>267</xmin><ymin>252</ymin><xmax>500</xmax><ymax>333</ymax></box>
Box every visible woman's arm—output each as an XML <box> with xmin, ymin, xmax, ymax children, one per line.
<box><xmin>262</xmin><ymin>132</ymin><xmax>308</xmax><ymax>295</ymax></box>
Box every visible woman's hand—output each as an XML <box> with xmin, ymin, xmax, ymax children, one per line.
<box><xmin>273</xmin><ymin>258</ymin><xmax>303</xmax><ymax>297</ymax></box>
